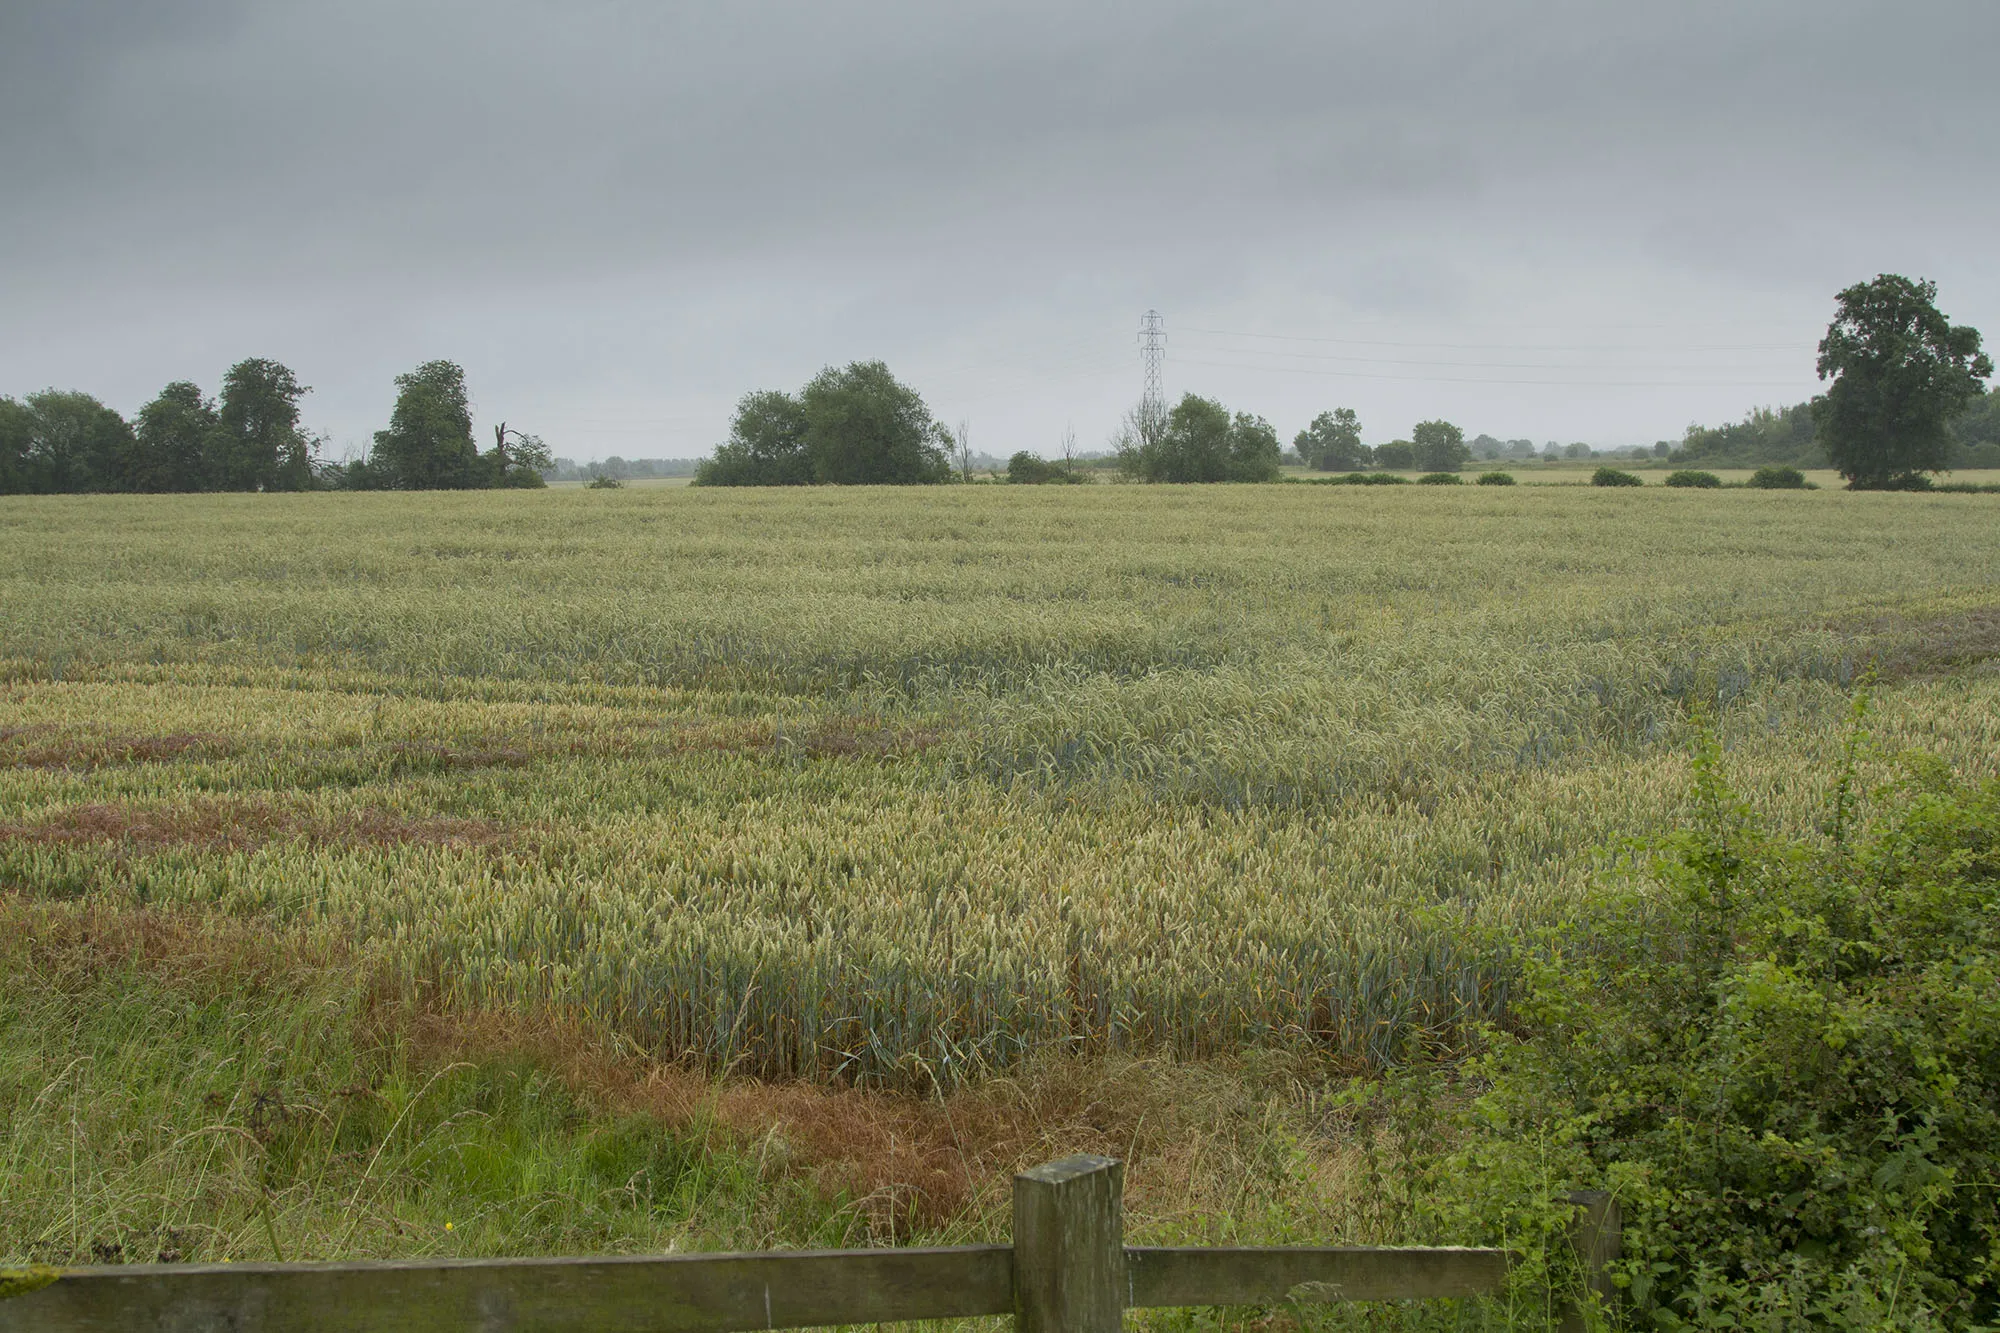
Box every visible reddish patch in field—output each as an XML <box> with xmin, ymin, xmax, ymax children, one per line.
<box><xmin>1838</xmin><ymin>604</ymin><xmax>2000</xmax><ymax>681</ymax></box>
<box><xmin>1</xmin><ymin>730</ymin><xmax>235</xmax><ymax>770</ymax></box>
<box><xmin>0</xmin><ymin>798</ymin><xmax>512</xmax><ymax>854</ymax></box>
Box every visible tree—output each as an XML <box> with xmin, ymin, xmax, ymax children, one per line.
<box><xmin>799</xmin><ymin>361</ymin><xmax>952</xmax><ymax>485</ymax></box>
<box><xmin>131</xmin><ymin>381</ymin><xmax>217</xmax><ymax>492</ymax></box>
<box><xmin>1295</xmin><ymin>408</ymin><xmax>1367</xmax><ymax>471</ymax></box>
<box><xmin>488</xmin><ymin>423</ymin><xmax>552</xmax><ymax>488</ymax></box>
<box><xmin>212</xmin><ymin>358</ymin><xmax>315</xmax><ymax>491</ymax></box>
<box><xmin>1813</xmin><ymin>274</ymin><xmax>1992</xmax><ymax>489</ymax></box>
<box><xmin>371</xmin><ymin>360</ymin><xmax>482</xmax><ymax>490</ymax></box>
<box><xmin>11</xmin><ymin>390</ymin><xmax>135</xmax><ymax>493</ymax></box>
<box><xmin>1373</xmin><ymin>440</ymin><xmax>1416</xmax><ymax>471</ymax></box>
<box><xmin>1411</xmin><ymin>419</ymin><xmax>1470</xmax><ymax>472</ymax></box>
<box><xmin>694</xmin><ymin>389</ymin><xmax>812</xmax><ymax>486</ymax></box>
<box><xmin>1125</xmin><ymin>394</ymin><xmax>1282</xmax><ymax>483</ymax></box>
<box><xmin>0</xmin><ymin>398</ymin><xmax>30</xmax><ymax>494</ymax></box>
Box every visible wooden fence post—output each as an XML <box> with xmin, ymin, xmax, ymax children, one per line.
<box><xmin>1559</xmin><ymin>1190</ymin><xmax>1620</xmax><ymax>1333</ymax></box>
<box><xmin>1013</xmin><ymin>1155</ymin><xmax>1125</xmax><ymax>1333</ymax></box>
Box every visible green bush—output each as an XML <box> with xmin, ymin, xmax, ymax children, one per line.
<box><xmin>1591</xmin><ymin>467</ymin><xmax>1643</xmax><ymax>487</ymax></box>
<box><xmin>1416</xmin><ymin>472</ymin><xmax>1464</xmax><ymax>485</ymax></box>
<box><xmin>585</xmin><ymin>475</ymin><xmax>624</xmax><ymax>489</ymax></box>
<box><xmin>1748</xmin><ymin>466</ymin><xmax>1811</xmax><ymax>490</ymax></box>
<box><xmin>1313</xmin><ymin>472</ymin><xmax>1410</xmax><ymax>486</ymax></box>
<box><xmin>1433</xmin><ymin>737</ymin><xmax>2000</xmax><ymax>1328</ymax></box>
<box><xmin>1664</xmin><ymin>470</ymin><xmax>1723</xmax><ymax>489</ymax></box>
<box><xmin>1475</xmin><ymin>471</ymin><xmax>1517</xmax><ymax>486</ymax></box>
<box><xmin>1005</xmin><ymin>452</ymin><xmax>1086</xmax><ymax>485</ymax></box>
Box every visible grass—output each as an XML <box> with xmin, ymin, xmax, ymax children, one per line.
<box><xmin>3</xmin><ymin>482</ymin><xmax>1999</xmax><ymax>1300</ymax></box>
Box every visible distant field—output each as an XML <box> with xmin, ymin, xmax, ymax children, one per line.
<box><xmin>4</xmin><ymin>484</ymin><xmax>1998</xmax><ymax>1083</ymax></box>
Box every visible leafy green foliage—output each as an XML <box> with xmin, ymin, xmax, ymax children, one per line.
<box><xmin>1435</xmin><ymin>743</ymin><xmax>2000</xmax><ymax>1328</ymax></box>
<box><xmin>1814</xmin><ymin>275</ymin><xmax>1993</xmax><ymax>491</ymax></box>
<box><xmin>212</xmin><ymin>359</ymin><xmax>316</xmax><ymax>492</ymax></box>
<box><xmin>1295</xmin><ymin>407</ymin><xmax>1367</xmax><ymax>471</ymax></box>
<box><xmin>1126</xmin><ymin>394</ymin><xmax>1282</xmax><ymax>483</ymax></box>
<box><xmin>1475</xmin><ymin>471</ymin><xmax>1516</xmax><ymax>486</ymax></box>
<box><xmin>799</xmin><ymin>361</ymin><xmax>954</xmax><ymax>486</ymax></box>
<box><xmin>1005</xmin><ymin>452</ymin><xmax>1086</xmax><ymax>484</ymax></box>
<box><xmin>1415</xmin><ymin>472</ymin><xmax>1463</xmax><ymax>485</ymax></box>
<box><xmin>1310</xmin><ymin>471</ymin><xmax>1409</xmax><ymax>485</ymax></box>
<box><xmin>1412</xmin><ymin>420</ymin><xmax>1471</xmax><ymax>472</ymax></box>
<box><xmin>695</xmin><ymin>389</ymin><xmax>812</xmax><ymax>486</ymax></box>
<box><xmin>695</xmin><ymin>362</ymin><xmax>951</xmax><ymax>486</ymax></box>
<box><xmin>1591</xmin><ymin>467</ymin><xmax>1643</xmax><ymax>487</ymax></box>
<box><xmin>1749</xmin><ymin>466</ymin><xmax>1811</xmax><ymax>490</ymax></box>
<box><xmin>370</xmin><ymin>360</ymin><xmax>484</xmax><ymax>490</ymax></box>
<box><xmin>131</xmin><ymin>382</ymin><xmax>218</xmax><ymax>493</ymax></box>
<box><xmin>1664</xmin><ymin>470</ymin><xmax>1722</xmax><ymax>489</ymax></box>
<box><xmin>3</xmin><ymin>390</ymin><xmax>135</xmax><ymax>494</ymax></box>
<box><xmin>1672</xmin><ymin>404</ymin><xmax>1822</xmax><ymax>470</ymax></box>
<box><xmin>1373</xmin><ymin>440</ymin><xmax>1416</xmax><ymax>470</ymax></box>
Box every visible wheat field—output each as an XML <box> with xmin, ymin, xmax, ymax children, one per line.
<box><xmin>4</xmin><ymin>484</ymin><xmax>1998</xmax><ymax>1083</ymax></box>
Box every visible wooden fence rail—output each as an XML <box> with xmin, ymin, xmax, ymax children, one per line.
<box><xmin>0</xmin><ymin>1155</ymin><xmax>1618</xmax><ymax>1332</ymax></box>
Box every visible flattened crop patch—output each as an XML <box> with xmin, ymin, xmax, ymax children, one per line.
<box><xmin>0</xmin><ymin>798</ymin><xmax>513</xmax><ymax>855</ymax></box>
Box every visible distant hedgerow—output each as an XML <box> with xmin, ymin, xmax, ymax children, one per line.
<box><xmin>1591</xmin><ymin>467</ymin><xmax>1643</xmax><ymax>487</ymax></box>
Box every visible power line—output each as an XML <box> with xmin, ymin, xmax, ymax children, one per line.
<box><xmin>1180</xmin><ymin>326</ymin><xmax>1813</xmax><ymax>353</ymax></box>
<box><xmin>1174</xmin><ymin>343</ymin><xmax>1809</xmax><ymax>373</ymax></box>
<box><xmin>1171</xmin><ymin>356</ymin><xmax>1812</xmax><ymax>389</ymax></box>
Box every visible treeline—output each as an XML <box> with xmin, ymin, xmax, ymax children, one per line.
<box><xmin>0</xmin><ymin>358</ymin><xmax>548</xmax><ymax>495</ymax></box>
<box><xmin>546</xmin><ymin>457</ymin><xmax>701</xmax><ymax>484</ymax></box>
<box><xmin>1669</xmin><ymin>388</ymin><xmax>2000</xmax><ymax>470</ymax></box>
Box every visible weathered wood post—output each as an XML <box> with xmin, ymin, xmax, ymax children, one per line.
<box><xmin>1559</xmin><ymin>1190</ymin><xmax>1621</xmax><ymax>1333</ymax></box>
<box><xmin>1013</xmin><ymin>1155</ymin><xmax>1125</xmax><ymax>1333</ymax></box>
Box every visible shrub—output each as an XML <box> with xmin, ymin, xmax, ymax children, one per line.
<box><xmin>1934</xmin><ymin>481</ymin><xmax>2000</xmax><ymax>494</ymax></box>
<box><xmin>1005</xmin><ymin>452</ymin><xmax>1086</xmax><ymax>485</ymax></box>
<box><xmin>1748</xmin><ymin>465</ymin><xmax>1810</xmax><ymax>489</ymax></box>
<box><xmin>1475</xmin><ymin>471</ymin><xmax>1516</xmax><ymax>486</ymax></box>
<box><xmin>1664</xmin><ymin>469</ymin><xmax>1722</xmax><ymax>488</ymax></box>
<box><xmin>1433</xmin><ymin>740</ymin><xmax>2000</xmax><ymax>1328</ymax></box>
<box><xmin>1590</xmin><ymin>467</ymin><xmax>1643</xmax><ymax>487</ymax></box>
<box><xmin>1313</xmin><ymin>472</ymin><xmax>1409</xmax><ymax>486</ymax></box>
<box><xmin>586</xmin><ymin>475</ymin><xmax>624</xmax><ymax>489</ymax></box>
<box><xmin>1416</xmin><ymin>472</ymin><xmax>1463</xmax><ymax>485</ymax></box>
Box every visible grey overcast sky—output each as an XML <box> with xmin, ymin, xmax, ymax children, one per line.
<box><xmin>3</xmin><ymin>1</ymin><xmax>1996</xmax><ymax>462</ymax></box>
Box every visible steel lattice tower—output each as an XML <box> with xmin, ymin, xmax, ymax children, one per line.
<box><xmin>1137</xmin><ymin>309</ymin><xmax>1166</xmax><ymax>425</ymax></box>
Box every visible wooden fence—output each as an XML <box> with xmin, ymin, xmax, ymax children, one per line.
<box><xmin>0</xmin><ymin>1155</ymin><xmax>1619</xmax><ymax>1332</ymax></box>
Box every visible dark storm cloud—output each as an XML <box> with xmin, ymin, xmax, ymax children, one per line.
<box><xmin>3</xmin><ymin>1</ymin><xmax>1996</xmax><ymax>458</ymax></box>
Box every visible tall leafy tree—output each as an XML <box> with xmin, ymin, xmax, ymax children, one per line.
<box><xmin>694</xmin><ymin>389</ymin><xmax>813</xmax><ymax>486</ymax></box>
<box><xmin>371</xmin><ymin>360</ymin><xmax>482</xmax><ymax>490</ymax></box>
<box><xmin>1132</xmin><ymin>394</ymin><xmax>1283</xmax><ymax>483</ymax></box>
<box><xmin>799</xmin><ymin>361</ymin><xmax>952</xmax><ymax>485</ymax></box>
<box><xmin>16</xmin><ymin>390</ymin><xmax>135</xmax><ymax>493</ymax></box>
<box><xmin>0</xmin><ymin>397</ymin><xmax>34</xmax><ymax>494</ymax></box>
<box><xmin>1295</xmin><ymin>408</ymin><xmax>1366</xmax><ymax>471</ymax></box>
<box><xmin>131</xmin><ymin>381</ymin><xmax>218</xmax><ymax>492</ymax></box>
<box><xmin>212</xmin><ymin>358</ymin><xmax>315</xmax><ymax>491</ymax></box>
<box><xmin>1411</xmin><ymin>419</ymin><xmax>1470</xmax><ymax>472</ymax></box>
<box><xmin>1813</xmin><ymin>274</ymin><xmax>1991</xmax><ymax>489</ymax></box>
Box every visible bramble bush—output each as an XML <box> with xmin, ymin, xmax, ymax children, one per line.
<box><xmin>1427</xmin><ymin>721</ymin><xmax>2000</xmax><ymax>1329</ymax></box>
